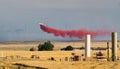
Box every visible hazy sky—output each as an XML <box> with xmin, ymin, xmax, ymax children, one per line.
<box><xmin>0</xmin><ymin>0</ymin><xmax>120</xmax><ymax>42</ymax></box>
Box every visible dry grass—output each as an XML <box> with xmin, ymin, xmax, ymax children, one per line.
<box><xmin>0</xmin><ymin>41</ymin><xmax>120</xmax><ymax>69</ymax></box>
<box><xmin>0</xmin><ymin>41</ymin><xmax>120</xmax><ymax>50</ymax></box>
<box><xmin>0</xmin><ymin>50</ymin><xmax>119</xmax><ymax>69</ymax></box>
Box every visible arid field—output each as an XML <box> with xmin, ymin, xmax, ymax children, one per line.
<box><xmin>0</xmin><ymin>41</ymin><xmax>119</xmax><ymax>50</ymax></box>
<box><xmin>0</xmin><ymin>41</ymin><xmax>120</xmax><ymax>69</ymax></box>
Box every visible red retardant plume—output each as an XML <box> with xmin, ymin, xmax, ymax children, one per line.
<box><xmin>40</xmin><ymin>24</ymin><xmax>111</xmax><ymax>39</ymax></box>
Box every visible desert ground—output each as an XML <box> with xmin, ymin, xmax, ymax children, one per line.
<box><xmin>0</xmin><ymin>41</ymin><xmax>120</xmax><ymax>69</ymax></box>
<box><xmin>0</xmin><ymin>41</ymin><xmax>119</xmax><ymax>50</ymax></box>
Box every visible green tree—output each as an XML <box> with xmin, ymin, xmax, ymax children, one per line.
<box><xmin>38</xmin><ymin>41</ymin><xmax>54</xmax><ymax>51</ymax></box>
<box><xmin>65</xmin><ymin>45</ymin><xmax>74</xmax><ymax>51</ymax></box>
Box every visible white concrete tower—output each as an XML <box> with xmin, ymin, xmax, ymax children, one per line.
<box><xmin>85</xmin><ymin>34</ymin><xmax>91</xmax><ymax>58</ymax></box>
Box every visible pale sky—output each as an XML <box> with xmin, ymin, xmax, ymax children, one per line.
<box><xmin>0</xmin><ymin>0</ymin><xmax>120</xmax><ymax>42</ymax></box>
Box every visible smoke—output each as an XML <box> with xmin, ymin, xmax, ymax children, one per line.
<box><xmin>40</xmin><ymin>24</ymin><xmax>111</xmax><ymax>39</ymax></box>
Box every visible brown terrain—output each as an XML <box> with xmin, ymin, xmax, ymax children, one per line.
<box><xmin>0</xmin><ymin>41</ymin><xmax>119</xmax><ymax>50</ymax></box>
<box><xmin>0</xmin><ymin>41</ymin><xmax>120</xmax><ymax>69</ymax></box>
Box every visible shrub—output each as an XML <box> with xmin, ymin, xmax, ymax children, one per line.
<box><xmin>29</xmin><ymin>47</ymin><xmax>35</xmax><ymax>51</ymax></box>
<box><xmin>38</xmin><ymin>41</ymin><xmax>54</xmax><ymax>51</ymax></box>
<box><xmin>79</xmin><ymin>46</ymin><xmax>85</xmax><ymax>50</ymax></box>
<box><xmin>65</xmin><ymin>45</ymin><xmax>73</xmax><ymax>51</ymax></box>
<box><xmin>96</xmin><ymin>51</ymin><xmax>103</xmax><ymax>56</ymax></box>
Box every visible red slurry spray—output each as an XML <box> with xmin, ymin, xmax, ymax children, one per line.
<box><xmin>40</xmin><ymin>24</ymin><xmax>111</xmax><ymax>39</ymax></box>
